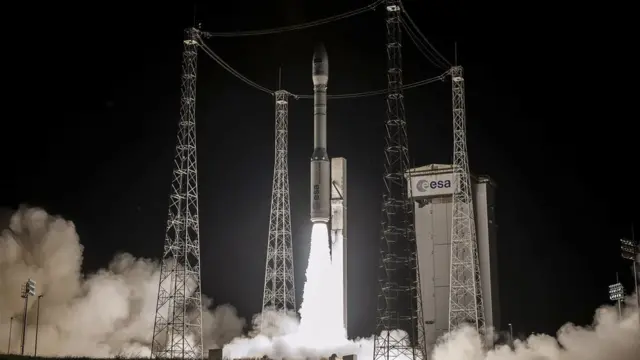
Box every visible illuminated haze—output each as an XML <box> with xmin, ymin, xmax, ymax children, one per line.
<box><xmin>0</xmin><ymin>207</ymin><xmax>245</xmax><ymax>357</ymax></box>
<box><xmin>224</xmin><ymin>225</ymin><xmax>639</xmax><ymax>360</ymax></box>
<box><xmin>297</xmin><ymin>224</ymin><xmax>346</xmax><ymax>344</ymax></box>
<box><xmin>224</xmin><ymin>223</ymin><xmax>362</xmax><ymax>359</ymax></box>
<box><xmin>1</xmin><ymin>207</ymin><xmax>638</xmax><ymax>359</ymax></box>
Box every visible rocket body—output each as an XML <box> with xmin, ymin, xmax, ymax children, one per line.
<box><xmin>310</xmin><ymin>44</ymin><xmax>331</xmax><ymax>224</ymax></box>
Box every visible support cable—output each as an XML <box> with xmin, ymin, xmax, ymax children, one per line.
<box><xmin>197</xmin><ymin>37</ymin><xmax>274</xmax><ymax>94</ymax></box>
<box><xmin>197</xmin><ymin>35</ymin><xmax>447</xmax><ymax>99</ymax></box>
<box><xmin>401</xmin><ymin>9</ymin><xmax>451</xmax><ymax>68</ymax></box>
<box><xmin>295</xmin><ymin>73</ymin><xmax>448</xmax><ymax>99</ymax></box>
<box><xmin>202</xmin><ymin>0</ymin><xmax>383</xmax><ymax>37</ymax></box>
<box><xmin>401</xmin><ymin>20</ymin><xmax>449</xmax><ymax>70</ymax></box>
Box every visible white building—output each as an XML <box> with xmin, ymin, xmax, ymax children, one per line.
<box><xmin>406</xmin><ymin>164</ymin><xmax>500</xmax><ymax>351</ymax></box>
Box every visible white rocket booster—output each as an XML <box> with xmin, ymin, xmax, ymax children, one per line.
<box><xmin>310</xmin><ymin>44</ymin><xmax>330</xmax><ymax>224</ymax></box>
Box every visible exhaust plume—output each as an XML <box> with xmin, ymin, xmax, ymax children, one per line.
<box><xmin>224</xmin><ymin>221</ymin><xmax>640</xmax><ymax>360</ymax></box>
<box><xmin>0</xmin><ymin>207</ymin><xmax>245</xmax><ymax>357</ymax></box>
<box><xmin>226</xmin><ymin>297</ymin><xmax>639</xmax><ymax>360</ymax></box>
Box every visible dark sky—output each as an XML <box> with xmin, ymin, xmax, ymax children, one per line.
<box><xmin>4</xmin><ymin>0</ymin><xmax>635</xmax><ymax>340</ymax></box>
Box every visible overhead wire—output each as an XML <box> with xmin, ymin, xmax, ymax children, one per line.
<box><xmin>295</xmin><ymin>73</ymin><xmax>448</xmax><ymax>99</ymax></box>
<box><xmin>197</xmin><ymin>35</ymin><xmax>275</xmax><ymax>95</ymax></box>
<box><xmin>401</xmin><ymin>20</ymin><xmax>449</xmax><ymax>70</ymax></box>
<box><xmin>196</xmin><ymin>35</ymin><xmax>448</xmax><ymax>100</ymax></box>
<box><xmin>401</xmin><ymin>8</ymin><xmax>452</xmax><ymax>68</ymax></box>
<box><xmin>202</xmin><ymin>0</ymin><xmax>384</xmax><ymax>37</ymax></box>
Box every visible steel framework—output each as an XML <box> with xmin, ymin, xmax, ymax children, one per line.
<box><xmin>373</xmin><ymin>2</ymin><xmax>426</xmax><ymax>360</ymax></box>
<box><xmin>261</xmin><ymin>90</ymin><xmax>296</xmax><ymax>317</ymax></box>
<box><xmin>151</xmin><ymin>27</ymin><xmax>204</xmax><ymax>359</ymax></box>
<box><xmin>448</xmin><ymin>65</ymin><xmax>485</xmax><ymax>333</ymax></box>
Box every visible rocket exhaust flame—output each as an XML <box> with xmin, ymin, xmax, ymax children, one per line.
<box><xmin>298</xmin><ymin>224</ymin><xmax>346</xmax><ymax>345</ymax></box>
<box><xmin>4</xmin><ymin>208</ymin><xmax>636</xmax><ymax>359</ymax></box>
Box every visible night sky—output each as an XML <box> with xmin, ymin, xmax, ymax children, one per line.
<box><xmin>4</xmin><ymin>0</ymin><xmax>635</xmax><ymax>340</ymax></box>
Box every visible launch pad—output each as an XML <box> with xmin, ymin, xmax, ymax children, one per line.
<box><xmin>209</xmin><ymin>349</ymin><xmax>358</xmax><ymax>360</ymax></box>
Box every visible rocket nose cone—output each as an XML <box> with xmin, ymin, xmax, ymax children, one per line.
<box><xmin>313</xmin><ymin>43</ymin><xmax>327</xmax><ymax>62</ymax></box>
<box><xmin>312</xmin><ymin>43</ymin><xmax>329</xmax><ymax>84</ymax></box>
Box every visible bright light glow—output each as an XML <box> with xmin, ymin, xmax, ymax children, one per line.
<box><xmin>297</xmin><ymin>223</ymin><xmax>346</xmax><ymax>346</ymax></box>
<box><xmin>331</xmin><ymin>230</ymin><xmax>346</xmax><ymax>332</ymax></box>
<box><xmin>5</xmin><ymin>208</ymin><xmax>639</xmax><ymax>360</ymax></box>
<box><xmin>224</xmin><ymin>217</ymin><xmax>640</xmax><ymax>360</ymax></box>
<box><xmin>224</xmin><ymin>223</ymin><xmax>364</xmax><ymax>359</ymax></box>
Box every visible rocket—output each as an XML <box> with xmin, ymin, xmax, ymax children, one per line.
<box><xmin>310</xmin><ymin>44</ymin><xmax>331</xmax><ymax>224</ymax></box>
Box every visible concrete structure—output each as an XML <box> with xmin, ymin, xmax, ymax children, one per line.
<box><xmin>330</xmin><ymin>157</ymin><xmax>348</xmax><ymax>333</ymax></box>
<box><xmin>406</xmin><ymin>164</ymin><xmax>500</xmax><ymax>351</ymax></box>
<box><xmin>209</xmin><ymin>348</ymin><xmax>358</xmax><ymax>360</ymax></box>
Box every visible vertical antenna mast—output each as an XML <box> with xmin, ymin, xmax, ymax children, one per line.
<box><xmin>261</xmin><ymin>78</ymin><xmax>296</xmax><ymax>319</ymax></box>
<box><xmin>448</xmin><ymin>64</ymin><xmax>485</xmax><ymax>333</ymax></box>
<box><xmin>152</xmin><ymin>27</ymin><xmax>204</xmax><ymax>359</ymax></box>
<box><xmin>374</xmin><ymin>1</ymin><xmax>426</xmax><ymax>360</ymax></box>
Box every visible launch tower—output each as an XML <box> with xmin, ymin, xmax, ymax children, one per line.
<box><xmin>261</xmin><ymin>88</ymin><xmax>296</xmax><ymax>316</ymax></box>
<box><xmin>373</xmin><ymin>1</ymin><xmax>426</xmax><ymax>360</ymax></box>
<box><xmin>151</xmin><ymin>27</ymin><xmax>204</xmax><ymax>359</ymax></box>
<box><xmin>448</xmin><ymin>66</ymin><xmax>485</xmax><ymax>333</ymax></box>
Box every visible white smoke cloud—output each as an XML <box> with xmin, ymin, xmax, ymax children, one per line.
<box><xmin>3</xmin><ymin>207</ymin><xmax>639</xmax><ymax>360</ymax></box>
<box><xmin>432</xmin><ymin>301</ymin><xmax>639</xmax><ymax>360</ymax></box>
<box><xmin>224</xmin><ymin>303</ymin><xmax>639</xmax><ymax>360</ymax></box>
<box><xmin>0</xmin><ymin>207</ymin><xmax>246</xmax><ymax>357</ymax></box>
<box><xmin>224</xmin><ymin>223</ymin><xmax>369</xmax><ymax>359</ymax></box>
<box><xmin>222</xmin><ymin>223</ymin><xmax>640</xmax><ymax>360</ymax></box>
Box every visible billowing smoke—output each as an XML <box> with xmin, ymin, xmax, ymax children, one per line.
<box><xmin>3</xmin><ymin>207</ymin><xmax>639</xmax><ymax>359</ymax></box>
<box><xmin>432</xmin><ymin>301</ymin><xmax>639</xmax><ymax>360</ymax></box>
<box><xmin>224</xmin><ymin>223</ymin><xmax>361</xmax><ymax>359</ymax></box>
<box><xmin>224</xmin><ymin>222</ymin><xmax>640</xmax><ymax>360</ymax></box>
<box><xmin>227</xmin><ymin>299</ymin><xmax>639</xmax><ymax>360</ymax></box>
<box><xmin>0</xmin><ymin>207</ymin><xmax>246</xmax><ymax>357</ymax></box>
<box><xmin>223</xmin><ymin>224</ymin><xmax>425</xmax><ymax>359</ymax></box>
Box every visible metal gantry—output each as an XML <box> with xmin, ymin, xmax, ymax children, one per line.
<box><xmin>151</xmin><ymin>27</ymin><xmax>204</xmax><ymax>359</ymax></box>
<box><xmin>620</xmin><ymin>232</ymin><xmax>639</xmax><ymax>308</ymax></box>
<box><xmin>261</xmin><ymin>90</ymin><xmax>297</xmax><ymax>318</ymax></box>
<box><xmin>373</xmin><ymin>1</ymin><xmax>426</xmax><ymax>360</ymax></box>
<box><xmin>448</xmin><ymin>65</ymin><xmax>485</xmax><ymax>333</ymax></box>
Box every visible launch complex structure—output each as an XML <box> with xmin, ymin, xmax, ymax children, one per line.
<box><xmin>150</xmin><ymin>1</ymin><xmax>493</xmax><ymax>359</ymax></box>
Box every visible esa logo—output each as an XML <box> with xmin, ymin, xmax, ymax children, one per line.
<box><xmin>416</xmin><ymin>179</ymin><xmax>451</xmax><ymax>192</ymax></box>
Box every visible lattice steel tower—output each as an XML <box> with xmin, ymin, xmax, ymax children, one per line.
<box><xmin>261</xmin><ymin>89</ymin><xmax>296</xmax><ymax>316</ymax></box>
<box><xmin>373</xmin><ymin>2</ymin><xmax>426</xmax><ymax>360</ymax></box>
<box><xmin>151</xmin><ymin>27</ymin><xmax>204</xmax><ymax>359</ymax></box>
<box><xmin>448</xmin><ymin>65</ymin><xmax>485</xmax><ymax>333</ymax></box>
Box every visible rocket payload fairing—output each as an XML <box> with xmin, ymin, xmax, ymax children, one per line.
<box><xmin>310</xmin><ymin>44</ymin><xmax>331</xmax><ymax>224</ymax></box>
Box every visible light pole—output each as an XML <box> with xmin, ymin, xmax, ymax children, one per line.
<box><xmin>620</xmin><ymin>228</ymin><xmax>639</xmax><ymax>308</ymax></box>
<box><xmin>20</xmin><ymin>279</ymin><xmax>36</xmax><ymax>355</ymax></box>
<box><xmin>8</xmin><ymin>316</ymin><xmax>13</xmax><ymax>353</ymax></box>
<box><xmin>608</xmin><ymin>274</ymin><xmax>625</xmax><ymax>318</ymax></box>
<box><xmin>508</xmin><ymin>323</ymin><xmax>514</xmax><ymax>348</ymax></box>
<box><xmin>34</xmin><ymin>294</ymin><xmax>44</xmax><ymax>356</ymax></box>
